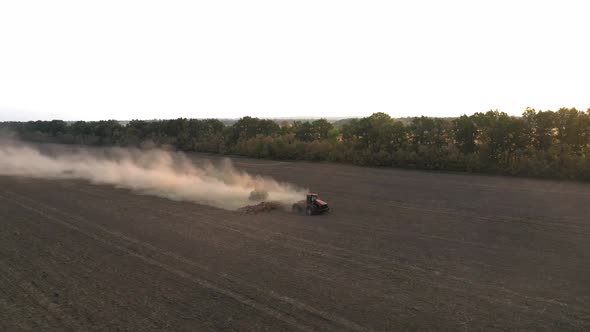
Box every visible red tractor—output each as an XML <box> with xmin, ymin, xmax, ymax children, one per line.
<box><xmin>292</xmin><ymin>193</ymin><xmax>330</xmax><ymax>215</ymax></box>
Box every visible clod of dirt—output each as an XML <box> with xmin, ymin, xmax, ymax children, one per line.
<box><xmin>248</xmin><ymin>189</ymin><xmax>269</xmax><ymax>201</ymax></box>
<box><xmin>238</xmin><ymin>201</ymin><xmax>283</xmax><ymax>214</ymax></box>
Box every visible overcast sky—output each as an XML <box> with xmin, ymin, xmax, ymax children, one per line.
<box><xmin>0</xmin><ymin>0</ymin><xmax>588</xmax><ymax>121</ymax></box>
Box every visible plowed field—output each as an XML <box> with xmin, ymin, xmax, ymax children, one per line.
<box><xmin>2</xmin><ymin>155</ymin><xmax>590</xmax><ymax>331</ymax></box>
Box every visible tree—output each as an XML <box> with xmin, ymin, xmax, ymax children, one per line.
<box><xmin>295</xmin><ymin>122</ymin><xmax>315</xmax><ymax>142</ymax></box>
<box><xmin>554</xmin><ymin>108</ymin><xmax>590</xmax><ymax>152</ymax></box>
<box><xmin>471</xmin><ymin>110</ymin><xmax>526</xmax><ymax>163</ymax></box>
<box><xmin>227</xmin><ymin>117</ymin><xmax>280</xmax><ymax>144</ymax></box>
<box><xmin>453</xmin><ymin>115</ymin><xmax>477</xmax><ymax>154</ymax></box>
<box><xmin>408</xmin><ymin>116</ymin><xmax>448</xmax><ymax>149</ymax></box>
<box><xmin>327</xmin><ymin>128</ymin><xmax>341</xmax><ymax>144</ymax></box>
<box><xmin>279</xmin><ymin>120</ymin><xmax>292</xmax><ymax>135</ymax></box>
<box><xmin>311</xmin><ymin>119</ymin><xmax>333</xmax><ymax>140</ymax></box>
<box><xmin>523</xmin><ymin>109</ymin><xmax>556</xmax><ymax>150</ymax></box>
<box><xmin>378</xmin><ymin>121</ymin><xmax>407</xmax><ymax>151</ymax></box>
<box><xmin>92</xmin><ymin>120</ymin><xmax>124</xmax><ymax>145</ymax></box>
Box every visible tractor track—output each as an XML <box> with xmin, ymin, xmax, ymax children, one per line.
<box><xmin>2</xmin><ymin>152</ymin><xmax>590</xmax><ymax>330</ymax></box>
<box><xmin>0</xmin><ymin>189</ymin><xmax>367</xmax><ymax>332</ymax></box>
<box><xmin>55</xmin><ymin>183</ymin><xmax>590</xmax><ymax>321</ymax></box>
<box><xmin>5</xmin><ymin>180</ymin><xmax>590</xmax><ymax>329</ymax></box>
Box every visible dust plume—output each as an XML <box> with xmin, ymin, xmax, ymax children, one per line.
<box><xmin>0</xmin><ymin>141</ymin><xmax>307</xmax><ymax>210</ymax></box>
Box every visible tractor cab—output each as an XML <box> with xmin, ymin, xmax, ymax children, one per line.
<box><xmin>307</xmin><ymin>193</ymin><xmax>318</xmax><ymax>204</ymax></box>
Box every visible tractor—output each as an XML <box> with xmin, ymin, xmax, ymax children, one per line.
<box><xmin>292</xmin><ymin>193</ymin><xmax>330</xmax><ymax>216</ymax></box>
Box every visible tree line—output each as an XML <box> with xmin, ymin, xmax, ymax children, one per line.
<box><xmin>2</xmin><ymin>107</ymin><xmax>590</xmax><ymax>180</ymax></box>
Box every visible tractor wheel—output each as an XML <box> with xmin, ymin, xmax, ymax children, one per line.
<box><xmin>306</xmin><ymin>206</ymin><xmax>313</xmax><ymax>216</ymax></box>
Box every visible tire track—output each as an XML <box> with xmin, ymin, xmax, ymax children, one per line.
<box><xmin>0</xmin><ymin>263</ymin><xmax>82</xmax><ymax>331</ymax></box>
<box><xmin>0</xmin><ymin>190</ymin><xmax>369</xmax><ymax>332</ymax></box>
<box><xmin>59</xmin><ymin>183</ymin><xmax>590</xmax><ymax>322</ymax></box>
<box><xmin>0</xmin><ymin>213</ymin><xmax>174</xmax><ymax>330</ymax></box>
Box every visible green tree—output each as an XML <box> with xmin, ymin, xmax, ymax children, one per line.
<box><xmin>453</xmin><ymin>115</ymin><xmax>477</xmax><ymax>154</ymax></box>
<box><xmin>295</xmin><ymin>122</ymin><xmax>315</xmax><ymax>142</ymax></box>
<box><xmin>523</xmin><ymin>109</ymin><xmax>556</xmax><ymax>150</ymax></box>
<box><xmin>554</xmin><ymin>108</ymin><xmax>590</xmax><ymax>152</ymax></box>
<box><xmin>311</xmin><ymin>119</ymin><xmax>334</xmax><ymax>140</ymax></box>
<box><xmin>409</xmin><ymin>116</ymin><xmax>448</xmax><ymax>148</ymax></box>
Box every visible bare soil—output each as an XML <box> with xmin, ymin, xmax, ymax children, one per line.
<box><xmin>2</xmin><ymin>155</ymin><xmax>590</xmax><ymax>331</ymax></box>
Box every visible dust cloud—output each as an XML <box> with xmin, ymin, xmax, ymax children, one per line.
<box><xmin>0</xmin><ymin>141</ymin><xmax>307</xmax><ymax>210</ymax></box>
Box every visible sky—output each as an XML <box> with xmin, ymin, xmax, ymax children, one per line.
<box><xmin>0</xmin><ymin>0</ymin><xmax>588</xmax><ymax>121</ymax></box>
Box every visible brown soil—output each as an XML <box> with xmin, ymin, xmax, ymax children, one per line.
<box><xmin>1</xmin><ymin>154</ymin><xmax>590</xmax><ymax>331</ymax></box>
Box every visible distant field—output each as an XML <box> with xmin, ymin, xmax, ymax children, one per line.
<box><xmin>1</xmin><ymin>155</ymin><xmax>590</xmax><ymax>331</ymax></box>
